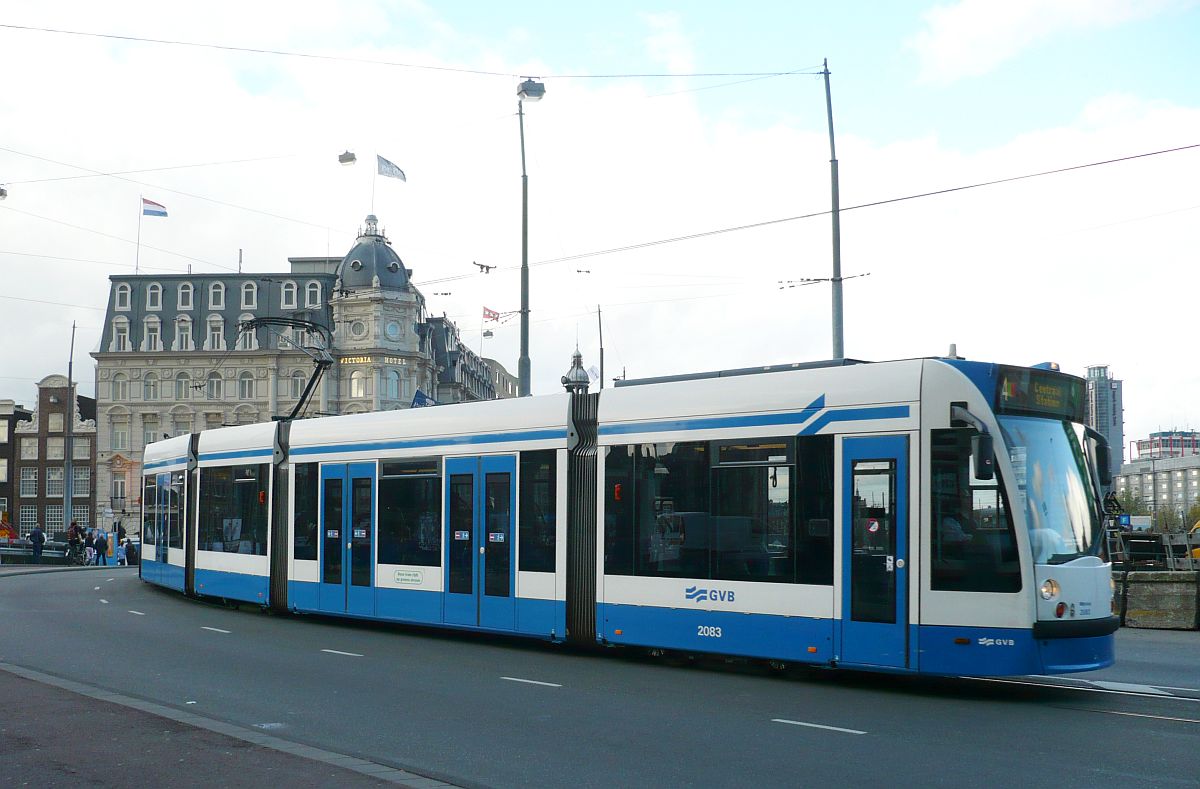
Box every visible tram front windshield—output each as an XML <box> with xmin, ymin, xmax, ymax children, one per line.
<box><xmin>997</xmin><ymin>416</ymin><xmax>1102</xmax><ymax>564</ymax></box>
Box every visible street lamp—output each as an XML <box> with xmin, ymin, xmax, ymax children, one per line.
<box><xmin>338</xmin><ymin>151</ymin><xmax>357</xmax><ymax>165</ymax></box>
<box><xmin>517</xmin><ymin>77</ymin><xmax>545</xmax><ymax>397</ymax></box>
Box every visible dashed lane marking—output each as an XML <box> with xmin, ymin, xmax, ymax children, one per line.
<box><xmin>94</xmin><ymin>586</ymin><xmax>100</xmax><ymax>590</ymax></box>
<box><xmin>128</xmin><ymin>610</ymin><xmax>145</xmax><ymax>616</ymax></box>
<box><xmin>321</xmin><ymin>649</ymin><xmax>363</xmax><ymax>657</ymax></box>
<box><xmin>202</xmin><ymin>626</ymin><xmax>231</xmax><ymax>634</ymax></box>
<box><xmin>772</xmin><ymin>718</ymin><xmax>867</xmax><ymax>735</ymax></box>
<box><xmin>99</xmin><ymin>599</ymin><xmax>109</xmax><ymax>604</ymax></box>
<box><xmin>501</xmin><ymin>676</ymin><xmax>562</xmax><ymax>688</ymax></box>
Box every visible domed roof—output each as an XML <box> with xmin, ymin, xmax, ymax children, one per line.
<box><xmin>335</xmin><ymin>215</ymin><xmax>409</xmax><ymax>290</ymax></box>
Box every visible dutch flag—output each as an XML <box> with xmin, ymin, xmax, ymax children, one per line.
<box><xmin>142</xmin><ymin>198</ymin><xmax>168</xmax><ymax>217</ymax></box>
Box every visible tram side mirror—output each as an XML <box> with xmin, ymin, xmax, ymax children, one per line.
<box><xmin>972</xmin><ymin>433</ymin><xmax>995</xmax><ymax>481</ymax></box>
<box><xmin>1095</xmin><ymin>442</ymin><xmax>1113</xmax><ymax>487</ymax></box>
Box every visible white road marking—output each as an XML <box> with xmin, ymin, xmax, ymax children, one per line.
<box><xmin>772</xmin><ymin>718</ymin><xmax>867</xmax><ymax>735</ymax></box>
<box><xmin>185</xmin><ymin>701</ymin><xmax>197</xmax><ymax>705</ymax></box>
<box><xmin>94</xmin><ymin>586</ymin><xmax>100</xmax><ymax>590</ymax></box>
<box><xmin>1091</xmin><ymin>681</ymin><xmax>1170</xmax><ymax>695</ymax></box>
<box><xmin>128</xmin><ymin>610</ymin><xmax>145</xmax><ymax>616</ymax></box>
<box><xmin>106</xmin><ymin>578</ymin><xmax>115</xmax><ymax>582</ymax></box>
<box><xmin>972</xmin><ymin>677</ymin><xmax>1199</xmax><ymax>703</ymax></box>
<box><xmin>501</xmin><ymin>676</ymin><xmax>562</xmax><ymax>688</ymax></box>
<box><xmin>201</xmin><ymin>626</ymin><xmax>231</xmax><ymax>634</ymax></box>
<box><xmin>253</xmin><ymin>723</ymin><xmax>285</xmax><ymax>730</ymax></box>
<box><xmin>1139</xmin><ymin>683</ymin><xmax>1200</xmax><ymax>694</ymax></box>
<box><xmin>321</xmin><ymin>649</ymin><xmax>363</xmax><ymax>657</ymax></box>
<box><xmin>99</xmin><ymin>599</ymin><xmax>109</xmax><ymax>604</ymax></box>
<box><xmin>1092</xmin><ymin>709</ymin><xmax>1200</xmax><ymax>725</ymax></box>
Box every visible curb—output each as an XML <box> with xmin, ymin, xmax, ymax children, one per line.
<box><xmin>0</xmin><ymin>565</ymin><xmax>137</xmax><ymax>579</ymax></box>
<box><xmin>0</xmin><ymin>661</ymin><xmax>462</xmax><ymax>788</ymax></box>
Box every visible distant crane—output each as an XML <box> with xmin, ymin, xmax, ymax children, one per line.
<box><xmin>474</xmin><ymin>261</ymin><xmax>496</xmax><ymax>274</ymax></box>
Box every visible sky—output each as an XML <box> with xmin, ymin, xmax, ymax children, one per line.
<box><xmin>1</xmin><ymin>0</ymin><xmax>1198</xmax><ymax>461</ymax></box>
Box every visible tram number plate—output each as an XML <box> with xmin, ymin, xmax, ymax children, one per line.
<box><xmin>454</xmin><ymin>530</ymin><xmax>470</xmax><ymax>541</ymax></box>
<box><xmin>488</xmin><ymin>533</ymin><xmax>505</xmax><ymax>543</ymax></box>
<box><xmin>326</xmin><ymin>530</ymin><xmax>339</xmax><ymax>538</ymax></box>
<box><xmin>697</xmin><ymin>625</ymin><xmax>723</xmax><ymax>638</ymax></box>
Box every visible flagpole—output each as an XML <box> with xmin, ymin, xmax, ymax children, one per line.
<box><xmin>135</xmin><ymin>196</ymin><xmax>143</xmax><ymax>275</ymax></box>
<box><xmin>371</xmin><ymin>159</ymin><xmax>377</xmax><ymax>214</ymax></box>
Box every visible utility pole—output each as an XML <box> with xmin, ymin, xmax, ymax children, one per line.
<box><xmin>822</xmin><ymin>58</ymin><xmax>844</xmax><ymax>359</ymax></box>
<box><xmin>64</xmin><ymin>322</ymin><xmax>76</xmax><ymax>533</ymax></box>
<box><xmin>597</xmin><ymin>305</ymin><xmax>604</xmax><ymax>390</ymax></box>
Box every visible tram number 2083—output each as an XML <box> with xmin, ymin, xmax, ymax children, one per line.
<box><xmin>697</xmin><ymin>626</ymin><xmax>723</xmax><ymax>638</ymax></box>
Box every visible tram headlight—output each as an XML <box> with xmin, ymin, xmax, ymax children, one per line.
<box><xmin>1039</xmin><ymin>579</ymin><xmax>1061</xmax><ymax>601</ymax></box>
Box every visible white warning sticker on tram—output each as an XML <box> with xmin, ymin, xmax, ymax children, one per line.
<box><xmin>395</xmin><ymin>569</ymin><xmax>422</xmax><ymax>585</ymax></box>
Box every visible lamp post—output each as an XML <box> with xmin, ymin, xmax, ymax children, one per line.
<box><xmin>517</xmin><ymin>77</ymin><xmax>545</xmax><ymax>397</ymax></box>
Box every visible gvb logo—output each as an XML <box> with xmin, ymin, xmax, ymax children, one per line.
<box><xmin>684</xmin><ymin>586</ymin><xmax>735</xmax><ymax>603</ymax></box>
<box><xmin>977</xmin><ymin>637</ymin><xmax>1015</xmax><ymax>647</ymax></box>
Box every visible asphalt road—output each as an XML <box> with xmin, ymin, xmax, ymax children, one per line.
<box><xmin>2</xmin><ymin>569</ymin><xmax>1198</xmax><ymax>788</ymax></box>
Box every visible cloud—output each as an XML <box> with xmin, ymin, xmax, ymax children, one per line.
<box><xmin>908</xmin><ymin>0</ymin><xmax>1192</xmax><ymax>83</ymax></box>
<box><xmin>639</xmin><ymin>12</ymin><xmax>696</xmax><ymax>75</ymax></box>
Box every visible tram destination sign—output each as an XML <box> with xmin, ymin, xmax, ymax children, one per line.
<box><xmin>995</xmin><ymin>366</ymin><xmax>1085</xmax><ymax>422</ymax></box>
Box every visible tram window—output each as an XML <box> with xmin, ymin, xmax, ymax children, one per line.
<box><xmin>711</xmin><ymin>464</ymin><xmax>793</xmax><ymax>583</ymax></box>
<box><xmin>378</xmin><ymin>459</ymin><xmax>441</xmax><ymax>567</ymax></box>
<box><xmin>603</xmin><ymin>445</ymin><xmax>636</xmax><ymax>576</ymax></box>
<box><xmin>197</xmin><ymin>464</ymin><xmax>269</xmax><ymax>555</ymax></box>
<box><xmin>167</xmin><ymin>471</ymin><xmax>185</xmax><ymax>549</ymax></box>
<box><xmin>795</xmin><ymin>435</ymin><xmax>834</xmax><ymax>585</ymax></box>
<box><xmin>293</xmin><ymin>463</ymin><xmax>319</xmax><ymax>561</ymax></box>
<box><xmin>930</xmin><ymin>429</ymin><xmax>1021</xmax><ymax>593</ymax></box>
<box><xmin>142</xmin><ymin>477</ymin><xmax>157</xmax><ymax>545</ymax></box>
<box><xmin>519</xmin><ymin>450</ymin><xmax>556</xmax><ymax>573</ymax></box>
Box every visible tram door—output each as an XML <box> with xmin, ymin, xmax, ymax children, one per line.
<box><xmin>318</xmin><ymin>463</ymin><xmax>376</xmax><ymax>616</ymax></box>
<box><xmin>840</xmin><ymin>435</ymin><xmax>909</xmax><ymax>669</ymax></box>
<box><xmin>443</xmin><ymin>456</ymin><xmax>517</xmax><ymax>631</ymax></box>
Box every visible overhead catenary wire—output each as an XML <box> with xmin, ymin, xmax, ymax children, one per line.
<box><xmin>0</xmin><ymin>23</ymin><xmax>812</xmax><ymax>80</ymax></box>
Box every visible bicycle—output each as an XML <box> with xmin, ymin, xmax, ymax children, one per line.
<box><xmin>65</xmin><ymin>543</ymin><xmax>87</xmax><ymax>566</ymax></box>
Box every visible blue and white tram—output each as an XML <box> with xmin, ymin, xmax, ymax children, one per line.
<box><xmin>140</xmin><ymin>356</ymin><xmax>1118</xmax><ymax>676</ymax></box>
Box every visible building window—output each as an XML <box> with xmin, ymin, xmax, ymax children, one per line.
<box><xmin>46</xmin><ymin>467</ymin><xmax>65</xmax><ymax>497</ymax></box>
<box><xmin>112</xmin><ymin>373</ymin><xmax>129</xmax><ymax>401</ymax></box>
<box><xmin>238</xmin><ymin>371</ymin><xmax>255</xmax><ymax>399</ymax></box>
<box><xmin>20</xmin><ymin>468</ymin><xmax>37</xmax><ymax>497</ymax></box>
<box><xmin>21</xmin><ymin>437</ymin><xmax>37</xmax><ymax>460</ymax></box>
<box><xmin>19</xmin><ymin>506</ymin><xmax>37</xmax><ymax>533</ymax></box>
<box><xmin>179</xmin><ymin>282</ymin><xmax>194</xmax><ymax>310</ymax></box>
<box><xmin>173</xmin><ymin>417</ymin><xmax>191</xmax><ymax>437</ymax></box>
<box><xmin>144</xmin><ymin>318</ymin><xmax>162</xmax><ymax>351</ymax></box>
<box><xmin>210</xmin><ymin>282</ymin><xmax>225</xmax><ymax>310</ymax></box>
<box><xmin>45</xmin><ymin>505</ymin><xmax>63</xmax><ymax>532</ymax></box>
<box><xmin>281</xmin><ymin>281</ymin><xmax>297</xmax><ymax>310</ymax></box>
<box><xmin>176</xmin><ymin>373</ymin><xmax>192</xmax><ymax>400</ymax></box>
<box><xmin>73</xmin><ymin>467</ymin><xmax>91</xmax><ymax>497</ymax></box>
<box><xmin>74</xmin><ymin>508</ymin><xmax>90</xmax><ymax>528</ymax></box>
<box><xmin>241</xmin><ymin>282</ymin><xmax>257</xmax><ymax>310</ymax></box>
<box><xmin>112</xmin><ymin>425</ymin><xmax>129</xmax><ymax>451</ymax></box>
<box><xmin>386</xmin><ymin>370</ymin><xmax>400</xmax><ymax>400</ymax></box>
<box><xmin>0</xmin><ymin>459</ymin><xmax>6</xmax><ymax>484</ymax></box>
<box><xmin>48</xmin><ymin>413</ymin><xmax>64</xmax><ymax>433</ymax></box>
<box><xmin>206</xmin><ymin>372</ymin><xmax>224</xmax><ymax>400</ymax></box>
<box><xmin>290</xmin><ymin>371</ymin><xmax>306</xmax><ymax>399</ymax></box>
<box><xmin>305</xmin><ymin>281</ymin><xmax>322</xmax><ymax>307</ymax></box>
<box><xmin>112</xmin><ymin>477</ymin><xmax>126</xmax><ymax>502</ymax></box>
<box><xmin>350</xmin><ymin>370</ymin><xmax>368</xmax><ymax>398</ymax></box>
<box><xmin>206</xmin><ymin>316</ymin><xmax>225</xmax><ymax>351</ymax></box>
<box><xmin>175</xmin><ymin>317</ymin><xmax>193</xmax><ymax>351</ymax></box>
<box><xmin>73</xmin><ymin>437</ymin><xmax>89</xmax><ymax>459</ymax></box>
<box><xmin>114</xmin><ymin>283</ymin><xmax>131</xmax><ymax>311</ymax></box>
<box><xmin>235</xmin><ymin>314</ymin><xmax>257</xmax><ymax>351</ymax></box>
<box><xmin>143</xmin><ymin>373</ymin><xmax>160</xmax><ymax>401</ymax></box>
<box><xmin>47</xmin><ymin>437</ymin><xmax>64</xmax><ymax>460</ymax></box>
<box><xmin>112</xmin><ymin>318</ymin><xmax>130</xmax><ymax>352</ymax></box>
<box><xmin>146</xmin><ymin>282</ymin><xmax>162</xmax><ymax>311</ymax></box>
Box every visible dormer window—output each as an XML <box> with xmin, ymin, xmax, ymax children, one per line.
<box><xmin>146</xmin><ymin>282</ymin><xmax>162</xmax><ymax>311</ymax></box>
<box><xmin>175</xmin><ymin>316</ymin><xmax>193</xmax><ymax>351</ymax></box>
<box><xmin>111</xmin><ymin>317</ymin><xmax>130</xmax><ymax>352</ymax></box>
<box><xmin>306</xmin><ymin>281</ymin><xmax>322</xmax><ymax>308</ymax></box>
<box><xmin>179</xmin><ymin>283</ymin><xmax>194</xmax><ymax>310</ymax></box>
<box><xmin>350</xmin><ymin>260</ymin><xmax>363</xmax><ymax>271</ymax></box>
<box><xmin>241</xmin><ymin>281</ymin><xmax>257</xmax><ymax>310</ymax></box>
<box><xmin>210</xmin><ymin>282</ymin><xmax>225</xmax><ymax>310</ymax></box>
<box><xmin>205</xmin><ymin>315</ymin><xmax>225</xmax><ymax>351</ymax></box>
<box><xmin>142</xmin><ymin>317</ymin><xmax>162</xmax><ymax>352</ymax></box>
<box><xmin>114</xmin><ymin>283</ymin><xmax>131</xmax><ymax>311</ymax></box>
<box><xmin>235</xmin><ymin>314</ymin><xmax>258</xmax><ymax>351</ymax></box>
<box><xmin>281</xmin><ymin>281</ymin><xmax>297</xmax><ymax>310</ymax></box>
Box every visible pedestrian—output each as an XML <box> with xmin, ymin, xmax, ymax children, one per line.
<box><xmin>115</xmin><ymin>538</ymin><xmax>126</xmax><ymax>566</ymax></box>
<box><xmin>94</xmin><ymin>529</ymin><xmax>109</xmax><ymax>566</ymax></box>
<box><xmin>84</xmin><ymin>528</ymin><xmax>95</xmax><ymax>565</ymax></box>
<box><xmin>29</xmin><ymin>525</ymin><xmax>46</xmax><ymax>564</ymax></box>
<box><xmin>116</xmin><ymin>520</ymin><xmax>127</xmax><ymax>544</ymax></box>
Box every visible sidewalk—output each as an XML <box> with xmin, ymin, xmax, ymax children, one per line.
<box><xmin>0</xmin><ymin>666</ymin><xmax>450</xmax><ymax>788</ymax></box>
<box><xmin>0</xmin><ymin>564</ymin><xmax>134</xmax><ymax>579</ymax></box>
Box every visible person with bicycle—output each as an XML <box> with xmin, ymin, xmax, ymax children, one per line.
<box><xmin>66</xmin><ymin>521</ymin><xmax>85</xmax><ymax>566</ymax></box>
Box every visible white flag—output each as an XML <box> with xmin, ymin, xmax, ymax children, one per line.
<box><xmin>377</xmin><ymin>155</ymin><xmax>406</xmax><ymax>181</ymax></box>
<box><xmin>587</xmin><ymin>365</ymin><xmax>600</xmax><ymax>382</ymax></box>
